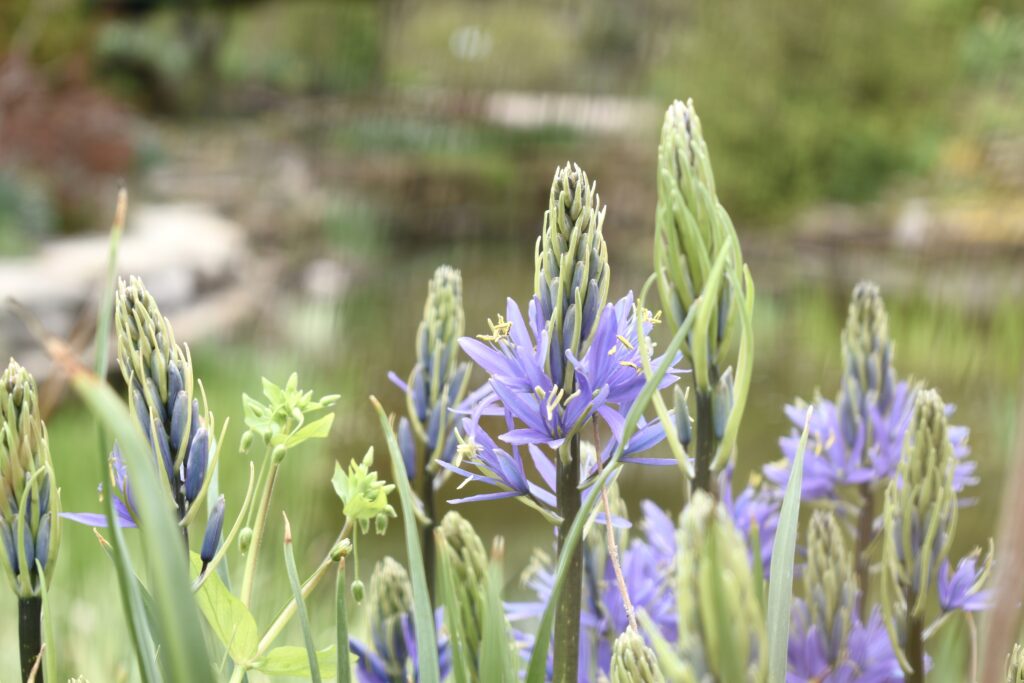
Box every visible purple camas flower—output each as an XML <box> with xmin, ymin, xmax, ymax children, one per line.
<box><xmin>443</xmin><ymin>294</ymin><xmax>681</xmax><ymax>517</ymax></box>
<box><xmin>937</xmin><ymin>547</ymin><xmax>993</xmax><ymax>613</ymax></box>
<box><xmin>63</xmin><ymin>444</ymin><xmax>137</xmax><ymax>528</ymax></box>
<box><xmin>507</xmin><ymin>499</ymin><xmax>677</xmax><ymax>681</ymax></box>
<box><xmin>788</xmin><ymin>604</ymin><xmax>903</xmax><ymax>683</ymax></box>
<box><xmin>719</xmin><ymin>466</ymin><xmax>781</xmax><ymax>571</ymax></box>
<box><xmin>766</xmin><ymin>382</ymin><xmax>976</xmax><ymax>504</ymax></box>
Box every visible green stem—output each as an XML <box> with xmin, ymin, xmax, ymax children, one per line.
<box><xmin>552</xmin><ymin>435</ymin><xmax>582</xmax><ymax>683</ymax></box>
<box><xmin>240</xmin><ymin>459</ymin><xmax>281</xmax><ymax>607</ymax></box>
<box><xmin>694</xmin><ymin>389</ymin><xmax>714</xmax><ymax>494</ymax></box>
<box><xmin>19</xmin><ymin>596</ymin><xmax>42</xmax><ymax>683</ymax></box>
<box><xmin>855</xmin><ymin>482</ymin><xmax>874</xmax><ymax>618</ymax></box>
<box><xmin>906</xmin><ymin>613</ymin><xmax>925</xmax><ymax>683</ymax></box>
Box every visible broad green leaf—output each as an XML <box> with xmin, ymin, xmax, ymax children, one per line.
<box><xmin>525</xmin><ymin>289</ymin><xmax>703</xmax><ymax>683</ymax></box>
<box><xmin>189</xmin><ymin>552</ymin><xmax>258</xmax><ymax>664</ymax></box>
<box><xmin>371</xmin><ymin>397</ymin><xmax>440</xmax><ymax>683</ymax></box>
<box><xmin>765</xmin><ymin>407</ymin><xmax>812</xmax><ymax>683</ymax></box>
<box><xmin>254</xmin><ymin>646</ymin><xmax>344</xmax><ymax>677</ymax></box>
<box><xmin>70</xmin><ymin>366</ymin><xmax>215</xmax><ymax>683</ymax></box>
<box><xmin>283</xmin><ymin>413</ymin><xmax>335</xmax><ymax>448</ymax></box>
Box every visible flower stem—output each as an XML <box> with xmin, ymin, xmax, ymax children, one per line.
<box><xmin>553</xmin><ymin>434</ymin><xmax>582</xmax><ymax>683</ymax></box>
<box><xmin>19</xmin><ymin>596</ymin><xmax>42</xmax><ymax>683</ymax></box>
<box><xmin>694</xmin><ymin>388</ymin><xmax>714</xmax><ymax>494</ymax></box>
<box><xmin>240</xmin><ymin>459</ymin><xmax>281</xmax><ymax>607</ymax></box>
<box><xmin>855</xmin><ymin>482</ymin><xmax>874</xmax><ymax>617</ymax></box>
<box><xmin>906</xmin><ymin>612</ymin><xmax>926</xmax><ymax>683</ymax></box>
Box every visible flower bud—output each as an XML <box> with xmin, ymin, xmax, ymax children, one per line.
<box><xmin>711</xmin><ymin>368</ymin><xmax>733</xmax><ymax>442</ymax></box>
<box><xmin>673</xmin><ymin>386</ymin><xmax>692</xmax><ymax>448</ymax></box>
<box><xmin>0</xmin><ymin>359</ymin><xmax>60</xmax><ymax>598</ymax></box>
<box><xmin>882</xmin><ymin>388</ymin><xmax>958</xmax><ymax>621</ymax></box>
<box><xmin>238</xmin><ymin>430</ymin><xmax>254</xmax><ymax>455</ymax></box>
<box><xmin>804</xmin><ymin>510</ymin><xmax>856</xmax><ymax>663</ymax></box>
<box><xmin>610</xmin><ymin>629</ymin><xmax>665</xmax><ymax>683</ymax></box>
<box><xmin>666</xmin><ymin>491</ymin><xmax>765</xmax><ymax>681</ymax></box>
<box><xmin>440</xmin><ymin>511</ymin><xmax>489</xmax><ymax>669</ymax></box>
<box><xmin>238</xmin><ymin>527</ymin><xmax>253</xmax><ymax>554</ymax></box>
<box><xmin>841</xmin><ymin>281</ymin><xmax>894</xmax><ymax>415</ymax></box>
<box><xmin>351</xmin><ymin>579</ymin><xmax>365</xmax><ymax>603</ymax></box>
<box><xmin>330</xmin><ymin>538</ymin><xmax>352</xmax><ymax>561</ymax></box>
<box><xmin>369</xmin><ymin>557</ymin><xmax>412</xmax><ymax>669</ymax></box>
<box><xmin>185</xmin><ymin>428</ymin><xmax>209</xmax><ymax>503</ymax></box>
<box><xmin>271</xmin><ymin>444</ymin><xmax>287</xmax><ymax>464</ymax></box>
<box><xmin>535</xmin><ymin>162</ymin><xmax>609</xmax><ymax>387</ymax></box>
<box><xmin>200</xmin><ymin>495</ymin><xmax>225</xmax><ymax>568</ymax></box>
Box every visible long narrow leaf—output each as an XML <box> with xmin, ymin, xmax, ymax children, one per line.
<box><xmin>371</xmin><ymin>396</ymin><xmax>440</xmax><ymax>683</ymax></box>
<box><xmin>765</xmin><ymin>407</ymin><xmax>812</xmax><ymax>682</ymax></box>
<box><xmin>525</xmin><ymin>283</ymin><xmax>706</xmax><ymax>683</ymax></box>
<box><xmin>65</xmin><ymin>358</ymin><xmax>215</xmax><ymax>683</ymax></box>
<box><xmin>436</xmin><ymin>533</ymin><xmax>472</xmax><ymax>683</ymax></box>
<box><xmin>283</xmin><ymin>514</ymin><xmax>321</xmax><ymax>683</ymax></box>
<box><xmin>480</xmin><ymin>539</ymin><xmax>515</xmax><ymax>681</ymax></box>
<box><xmin>35</xmin><ymin>561</ymin><xmax>57</xmax><ymax>682</ymax></box>
<box><xmin>336</xmin><ymin>559</ymin><xmax>352</xmax><ymax>683</ymax></box>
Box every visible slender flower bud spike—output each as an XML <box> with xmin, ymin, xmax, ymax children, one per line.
<box><xmin>881</xmin><ymin>388</ymin><xmax>959</xmax><ymax>673</ymax></box>
<box><xmin>663</xmin><ymin>491</ymin><xmax>766</xmax><ymax>682</ymax></box>
<box><xmin>839</xmin><ymin>281</ymin><xmax>896</xmax><ymax>447</ymax></box>
<box><xmin>803</xmin><ymin>510</ymin><xmax>857</xmax><ymax>663</ymax></box>
<box><xmin>535</xmin><ymin>162</ymin><xmax>609</xmax><ymax>388</ymax></box>
<box><xmin>610</xmin><ymin>630</ymin><xmax>665</xmax><ymax>683</ymax></box>
<box><xmin>200</xmin><ymin>495</ymin><xmax>225</xmax><ymax>570</ymax></box>
<box><xmin>0</xmin><ymin>359</ymin><xmax>60</xmax><ymax>599</ymax></box>
<box><xmin>439</xmin><ymin>511</ymin><xmax>490</xmax><ymax>676</ymax></box>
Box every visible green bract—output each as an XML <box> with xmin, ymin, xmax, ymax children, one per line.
<box><xmin>610</xmin><ymin>630</ymin><xmax>664</xmax><ymax>683</ymax></box>
<box><xmin>331</xmin><ymin>448</ymin><xmax>396</xmax><ymax>533</ymax></box>
<box><xmin>241</xmin><ymin>372</ymin><xmax>339</xmax><ymax>451</ymax></box>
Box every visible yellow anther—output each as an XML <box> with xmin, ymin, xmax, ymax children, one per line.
<box><xmin>476</xmin><ymin>314</ymin><xmax>513</xmax><ymax>343</ymax></box>
<box><xmin>616</xmin><ymin>335</ymin><xmax>635</xmax><ymax>351</ymax></box>
<box><xmin>619</xmin><ymin>360</ymin><xmax>643</xmax><ymax>375</ymax></box>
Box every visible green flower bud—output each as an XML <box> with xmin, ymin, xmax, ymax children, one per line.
<box><xmin>804</xmin><ymin>510</ymin><xmax>857</xmax><ymax>662</ymax></box>
<box><xmin>667</xmin><ymin>491</ymin><xmax>765</xmax><ymax>682</ymax></box>
<box><xmin>239</xmin><ymin>430</ymin><xmax>254</xmax><ymax>455</ymax></box>
<box><xmin>369</xmin><ymin>557</ymin><xmax>413</xmax><ymax>672</ymax></box>
<box><xmin>351</xmin><ymin>579</ymin><xmax>365</xmax><ymax>603</ymax></box>
<box><xmin>654</xmin><ymin>99</ymin><xmax>745</xmax><ymax>385</ymax></box>
<box><xmin>610</xmin><ymin>629</ymin><xmax>665</xmax><ymax>683</ymax></box>
<box><xmin>711</xmin><ymin>368</ymin><xmax>733</xmax><ymax>442</ymax></box>
<box><xmin>330</xmin><ymin>538</ymin><xmax>352</xmax><ymax>561</ymax></box>
<box><xmin>238</xmin><ymin>527</ymin><xmax>253</xmax><ymax>554</ymax></box>
<box><xmin>673</xmin><ymin>386</ymin><xmax>692</xmax><ymax>449</ymax></box>
<box><xmin>271</xmin><ymin>444</ymin><xmax>287</xmax><ymax>464</ymax></box>
<box><xmin>1007</xmin><ymin>643</ymin><xmax>1024</xmax><ymax>683</ymax></box>
<box><xmin>332</xmin><ymin>448</ymin><xmax>397</xmax><ymax>530</ymax></box>
<box><xmin>882</xmin><ymin>388</ymin><xmax>957</xmax><ymax>619</ymax></box>
<box><xmin>439</xmin><ymin>511</ymin><xmax>489</xmax><ymax>674</ymax></box>
<box><xmin>839</xmin><ymin>282</ymin><xmax>895</xmax><ymax>447</ymax></box>
<box><xmin>534</xmin><ymin>162</ymin><xmax>609</xmax><ymax>389</ymax></box>
<box><xmin>0</xmin><ymin>359</ymin><xmax>60</xmax><ymax>598</ymax></box>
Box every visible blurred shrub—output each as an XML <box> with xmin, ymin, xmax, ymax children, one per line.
<box><xmin>389</xmin><ymin>1</ymin><xmax>582</xmax><ymax>90</ymax></box>
<box><xmin>0</xmin><ymin>169</ymin><xmax>55</xmax><ymax>254</ymax></box>
<box><xmin>219</xmin><ymin>0</ymin><xmax>381</xmax><ymax>94</ymax></box>
<box><xmin>649</xmin><ymin>0</ymin><xmax>959</xmax><ymax>218</ymax></box>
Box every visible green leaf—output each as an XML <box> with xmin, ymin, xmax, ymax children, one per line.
<box><xmin>371</xmin><ymin>396</ymin><xmax>440</xmax><ymax>683</ymax></box>
<box><xmin>282</xmin><ymin>516</ymin><xmax>321</xmax><ymax>683</ymax></box>
<box><xmin>765</xmin><ymin>407</ymin><xmax>812</xmax><ymax>683</ymax></box>
<box><xmin>436</xmin><ymin>534</ymin><xmax>472</xmax><ymax>683</ymax></box>
<box><xmin>189</xmin><ymin>552</ymin><xmax>259</xmax><ymax>664</ymax></box>
<box><xmin>283</xmin><ymin>413</ymin><xmax>335</xmax><ymax>448</ymax></box>
<box><xmin>69</xmin><ymin>366</ymin><xmax>215</xmax><ymax>683</ymax></box>
<box><xmin>336</xmin><ymin>561</ymin><xmax>352</xmax><ymax>683</ymax></box>
<box><xmin>480</xmin><ymin>544</ymin><xmax>516</xmax><ymax>682</ymax></box>
<box><xmin>254</xmin><ymin>646</ymin><xmax>344</xmax><ymax>677</ymax></box>
<box><xmin>36</xmin><ymin>561</ymin><xmax>57</xmax><ymax>683</ymax></box>
<box><xmin>525</xmin><ymin>289</ymin><xmax>704</xmax><ymax>683</ymax></box>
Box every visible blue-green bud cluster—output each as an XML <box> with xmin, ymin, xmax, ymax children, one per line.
<box><xmin>115</xmin><ymin>276</ymin><xmax>207</xmax><ymax>516</ymax></box>
<box><xmin>838</xmin><ymin>281</ymin><xmax>895</xmax><ymax>449</ymax></box>
<box><xmin>610</xmin><ymin>629</ymin><xmax>664</xmax><ymax>683</ymax></box>
<box><xmin>369</xmin><ymin>556</ymin><xmax>413</xmax><ymax>675</ymax></box>
<box><xmin>663</xmin><ymin>491</ymin><xmax>765</xmax><ymax>682</ymax></box>
<box><xmin>534</xmin><ymin>162</ymin><xmax>609</xmax><ymax>389</ymax></box>
<box><xmin>654</xmin><ymin>99</ymin><xmax>744</xmax><ymax>390</ymax></box>
<box><xmin>401</xmin><ymin>266</ymin><xmax>470</xmax><ymax>475</ymax></box>
<box><xmin>439</xmin><ymin>511</ymin><xmax>489</xmax><ymax>677</ymax></box>
<box><xmin>804</xmin><ymin>510</ymin><xmax>857</xmax><ymax>662</ymax></box>
<box><xmin>0</xmin><ymin>359</ymin><xmax>60</xmax><ymax>598</ymax></box>
<box><xmin>882</xmin><ymin>389</ymin><xmax>957</xmax><ymax>628</ymax></box>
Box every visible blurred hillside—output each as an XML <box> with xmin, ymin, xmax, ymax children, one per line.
<box><xmin>0</xmin><ymin>0</ymin><xmax>1023</xmax><ymax>249</ymax></box>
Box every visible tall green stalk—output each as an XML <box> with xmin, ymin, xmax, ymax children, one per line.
<box><xmin>553</xmin><ymin>435</ymin><xmax>583</xmax><ymax>683</ymax></box>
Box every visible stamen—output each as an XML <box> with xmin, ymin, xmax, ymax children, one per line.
<box><xmin>476</xmin><ymin>314</ymin><xmax>513</xmax><ymax>343</ymax></box>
